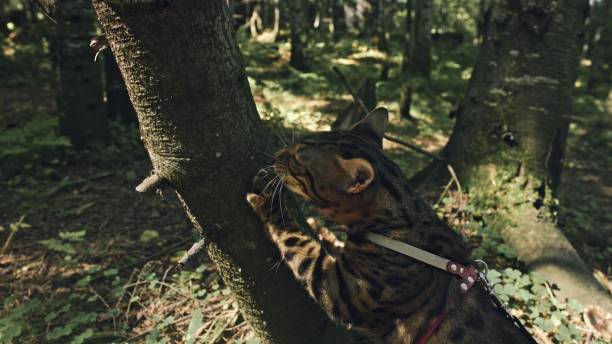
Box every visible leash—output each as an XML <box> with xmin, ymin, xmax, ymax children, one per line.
<box><xmin>365</xmin><ymin>232</ymin><xmax>539</xmax><ymax>344</ymax></box>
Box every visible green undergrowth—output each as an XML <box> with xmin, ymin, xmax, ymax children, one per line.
<box><xmin>434</xmin><ymin>191</ymin><xmax>608</xmax><ymax>344</ymax></box>
<box><xmin>1</xmin><ymin>215</ymin><xmax>252</xmax><ymax>344</ymax></box>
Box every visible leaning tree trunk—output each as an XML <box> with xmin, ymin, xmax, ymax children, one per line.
<box><xmin>409</xmin><ymin>0</ymin><xmax>432</xmax><ymax>78</ymax></box>
<box><xmin>54</xmin><ymin>0</ymin><xmax>109</xmax><ymax>148</ymax></box>
<box><xmin>91</xmin><ymin>1</ymin><xmax>357</xmax><ymax>343</ymax></box>
<box><xmin>411</xmin><ymin>0</ymin><xmax>611</xmax><ymax>311</ymax></box>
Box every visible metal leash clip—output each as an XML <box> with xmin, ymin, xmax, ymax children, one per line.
<box><xmin>473</xmin><ymin>260</ymin><xmax>538</xmax><ymax>344</ymax></box>
<box><xmin>473</xmin><ymin>259</ymin><xmax>507</xmax><ymax>311</ymax></box>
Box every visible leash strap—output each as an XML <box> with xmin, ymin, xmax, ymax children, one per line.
<box><xmin>365</xmin><ymin>232</ymin><xmax>478</xmax><ymax>292</ymax></box>
<box><xmin>366</xmin><ymin>232</ymin><xmax>539</xmax><ymax>344</ymax></box>
<box><xmin>365</xmin><ymin>232</ymin><xmax>449</xmax><ymax>271</ymax></box>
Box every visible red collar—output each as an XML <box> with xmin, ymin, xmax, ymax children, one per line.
<box><xmin>416</xmin><ymin>309</ymin><xmax>448</xmax><ymax>344</ymax></box>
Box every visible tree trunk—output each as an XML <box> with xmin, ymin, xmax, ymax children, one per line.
<box><xmin>401</xmin><ymin>0</ymin><xmax>413</xmax><ymax>72</ymax></box>
<box><xmin>587</xmin><ymin>0</ymin><xmax>612</xmax><ymax>93</ymax></box>
<box><xmin>104</xmin><ymin>49</ymin><xmax>136</xmax><ymax>124</ymax></box>
<box><xmin>288</xmin><ymin>0</ymin><xmax>308</xmax><ymax>71</ymax></box>
<box><xmin>54</xmin><ymin>0</ymin><xmax>109</xmax><ymax>148</ymax></box>
<box><xmin>271</xmin><ymin>0</ymin><xmax>280</xmax><ymax>41</ymax></box>
<box><xmin>331</xmin><ymin>0</ymin><xmax>346</xmax><ymax>37</ymax></box>
<box><xmin>90</xmin><ymin>1</ymin><xmax>357</xmax><ymax>343</ymax></box>
<box><xmin>409</xmin><ymin>0</ymin><xmax>432</xmax><ymax>78</ymax></box>
<box><xmin>411</xmin><ymin>0</ymin><xmax>611</xmax><ymax>311</ymax></box>
<box><xmin>374</xmin><ymin>0</ymin><xmax>387</xmax><ymax>51</ymax></box>
<box><xmin>249</xmin><ymin>3</ymin><xmax>263</xmax><ymax>39</ymax></box>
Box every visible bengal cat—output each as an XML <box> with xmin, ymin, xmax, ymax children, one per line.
<box><xmin>246</xmin><ymin>107</ymin><xmax>533</xmax><ymax>344</ymax></box>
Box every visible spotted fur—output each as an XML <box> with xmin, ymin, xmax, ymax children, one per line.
<box><xmin>247</xmin><ymin>108</ymin><xmax>533</xmax><ymax>344</ymax></box>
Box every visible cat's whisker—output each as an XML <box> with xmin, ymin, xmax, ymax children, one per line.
<box><xmin>278</xmin><ymin>183</ymin><xmax>286</xmax><ymax>225</ymax></box>
<box><xmin>275</xmin><ymin>133</ymin><xmax>288</xmax><ymax>148</ymax></box>
<box><xmin>291</xmin><ymin>127</ymin><xmax>296</xmax><ymax>145</ymax></box>
<box><xmin>261</xmin><ymin>175</ymin><xmax>280</xmax><ymax>195</ymax></box>
<box><xmin>256</xmin><ymin>149</ymin><xmax>281</xmax><ymax>162</ymax></box>
<box><xmin>272</xmin><ymin>178</ymin><xmax>283</xmax><ymax>211</ymax></box>
<box><xmin>267</xmin><ymin>259</ymin><xmax>283</xmax><ymax>275</ymax></box>
<box><xmin>280</xmin><ymin>129</ymin><xmax>291</xmax><ymax>148</ymax></box>
<box><xmin>269</xmin><ymin>179</ymin><xmax>282</xmax><ymax>213</ymax></box>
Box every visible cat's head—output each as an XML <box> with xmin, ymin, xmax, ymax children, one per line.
<box><xmin>275</xmin><ymin>107</ymin><xmax>399</xmax><ymax>225</ymax></box>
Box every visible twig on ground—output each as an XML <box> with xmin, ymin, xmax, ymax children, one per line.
<box><xmin>446</xmin><ymin>164</ymin><xmax>463</xmax><ymax>194</ymax></box>
<box><xmin>46</xmin><ymin>172</ymin><xmax>114</xmax><ymax>196</ymax></box>
<box><xmin>435</xmin><ymin>179</ymin><xmax>454</xmax><ymax>207</ymax></box>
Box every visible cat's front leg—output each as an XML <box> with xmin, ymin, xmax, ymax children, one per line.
<box><xmin>246</xmin><ymin>169</ymin><xmax>365</xmax><ymax>327</ymax></box>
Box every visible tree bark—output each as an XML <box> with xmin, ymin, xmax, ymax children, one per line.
<box><xmin>91</xmin><ymin>1</ymin><xmax>357</xmax><ymax>343</ymax></box>
<box><xmin>54</xmin><ymin>0</ymin><xmax>109</xmax><ymax>148</ymax></box>
<box><xmin>409</xmin><ymin>0</ymin><xmax>432</xmax><ymax>78</ymax></box>
<box><xmin>411</xmin><ymin>0</ymin><xmax>611</xmax><ymax>311</ymax></box>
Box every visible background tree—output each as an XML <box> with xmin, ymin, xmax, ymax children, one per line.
<box><xmin>407</xmin><ymin>0</ymin><xmax>433</xmax><ymax>78</ymax></box>
<box><xmin>104</xmin><ymin>50</ymin><xmax>136</xmax><ymax>124</ymax></box>
<box><xmin>411</xmin><ymin>0</ymin><xmax>611</xmax><ymax>311</ymax></box>
<box><xmin>587</xmin><ymin>0</ymin><xmax>612</xmax><ymax>92</ymax></box>
<box><xmin>91</xmin><ymin>1</ymin><xmax>356</xmax><ymax>343</ymax></box>
<box><xmin>54</xmin><ymin>0</ymin><xmax>108</xmax><ymax>148</ymax></box>
<box><xmin>288</xmin><ymin>0</ymin><xmax>308</xmax><ymax>71</ymax></box>
<box><xmin>401</xmin><ymin>0</ymin><xmax>413</xmax><ymax>71</ymax></box>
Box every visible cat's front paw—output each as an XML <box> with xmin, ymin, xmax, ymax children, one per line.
<box><xmin>251</xmin><ymin>168</ymin><xmax>277</xmax><ymax>197</ymax></box>
<box><xmin>246</xmin><ymin>168</ymin><xmax>279</xmax><ymax>219</ymax></box>
<box><xmin>246</xmin><ymin>192</ymin><xmax>266</xmax><ymax>211</ymax></box>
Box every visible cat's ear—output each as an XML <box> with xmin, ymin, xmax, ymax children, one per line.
<box><xmin>349</xmin><ymin>107</ymin><xmax>389</xmax><ymax>147</ymax></box>
<box><xmin>339</xmin><ymin>158</ymin><xmax>375</xmax><ymax>194</ymax></box>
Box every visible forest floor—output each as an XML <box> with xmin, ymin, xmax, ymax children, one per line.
<box><xmin>1</xmin><ymin>33</ymin><xmax>611</xmax><ymax>344</ymax></box>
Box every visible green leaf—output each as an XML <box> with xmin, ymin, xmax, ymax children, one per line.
<box><xmin>39</xmin><ymin>239</ymin><xmax>76</xmax><ymax>254</ymax></box>
<box><xmin>503</xmin><ymin>268</ymin><xmax>521</xmax><ymax>280</ymax></box>
<box><xmin>139</xmin><ymin>230</ymin><xmax>160</xmax><ymax>243</ymax></box>
<box><xmin>541</xmin><ymin>319</ymin><xmax>555</xmax><ymax>332</ymax></box>
<box><xmin>555</xmin><ymin>324</ymin><xmax>571</xmax><ymax>342</ymax></box>
<box><xmin>103</xmin><ymin>268</ymin><xmax>118</xmax><ymax>277</ymax></box>
<box><xmin>497</xmin><ymin>242</ymin><xmax>516</xmax><ymax>258</ymax></box>
<box><xmin>70</xmin><ymin>329</ymin><xmax>94</xmax><ymax>344</ymax></box>
<box><xmin>59</xmin><ymin>230</ymin><xmax>86</xmax><ymax>242</ymax></box>
<box><xmin>486</xmin><ymin>269</ymin><xmax>502</xmax><ymax>284</ymax></box>
<box><xmin>567</xmin><ymin>299</ymin><xmax>583</xmax><ymax>312</ymax></box>
<box><xmin>184</xmin><ymin>309</ymin><xmax>203</xmax><ymax>344</ymax></box>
